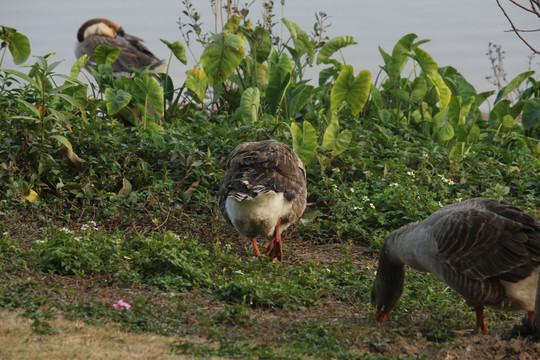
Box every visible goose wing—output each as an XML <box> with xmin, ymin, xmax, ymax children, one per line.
<box><xmin>435</xmin><ymin>198</ymin><xmax>540</xmax><ymax>305</ymax></box>
<box><xmin>77</xmin><ymin>35</ymin><xmax>161</xmax><ymax>72</ymax></box>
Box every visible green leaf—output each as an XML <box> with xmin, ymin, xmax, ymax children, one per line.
<box><xmin>317</xmin><ymin>36</ymin><xmax>357</xmax><ymax>65</ymax></box>
<box><xmin>6</xmin><ymin>31</ymin><xmax>31</xmax><ymax>65</ymax></box>
<box><xmin>94</xmin><ymin>45</ymin><xmax>120</xmax><ymax>66</ymax></box>
<box><xmin>247</xmin><ymin>26</ymin><xmax>272</xmax><ymax>63</ymax></box>
<box><xmin>266</xmin><ymin>51</ymin><xmax>292</xmax><ymax>116</ymax></box>
<box><xmin>414</xmin><ymin>47</ymin><xmax>438</xmax><ymax>77</ymax></box>
<box><xmin>51</xmin><ymin>135</ymin><xmax>73</xmax><ymax>151</ymax></box>
<box><xmin>161</xmin><ymin>39</ymin><xmax>187</xmax><ymax>65</ymax></box>
<box><xmin>105</xmin><ymin>88</ymin><xmax>132</xmax><ymax>115</ymax></box>
<box><xmin>322</xmin><ymin>115</ymin><xmax>352</xmax><ymax>155</ymax></box>
<box><xmin>331</xmin><ymin>65</ymin><xmax>371</xmax><ymax>115</ymax></box>
<box><xmin>71</xmin><ymin>54</ymin><xmax>90</xmax><ymax>78</ymax></box>
<box><xmin>140</xmin><ymin>75</ymin><xmax>164</xmax><ymax>119</ymax></box>
<box><xmin>291</xmin><ymin>121</ymin><xmax>317</xmax><ymax>166</ymax></box>
<box><xmin>200</xmin><ymin>32</ymin><xmax>245</xmax><ymax>85</ymax></box>
<box><xmin>432</xmin><ymin>108</ymin><xmax>454</xmax><ymax>142</ymax></box>
<box><xmin>427</xmin><ymin>73</ymin><xmax>451</xmax><ymax>109</ymax></box>
<box><xmin>185</xmin><ymin>68</ymin><xmax>208</xmax><ymax>102</ymax></box>
<box><xmin>282</xmin><ymin>18</ymin><xmax>314</xmax><ymax>65</ymax></box>
<box><xmin>494</xmin><ymin>71</ymin><xmax>535</xmax><ymax>104</ymax></box>
<box><xmin>235</xmin><ymin>87</ymin><xmax>260</xmax><ymax>125</ymax></box>
<box><xmin>388</xmin><ymin>33</ymin><xmax>418</xmax><ymax>82</ymax></box>
<box><xmin>521</xmin><ymin>98</ymin><xmax>540</xmax><ymax>130</ymax></box>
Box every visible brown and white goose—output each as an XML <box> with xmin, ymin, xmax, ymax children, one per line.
<box><xmin>371</xmin><ymin>197</ymin><xmax>540</xmax><ymax>333</ymax></box>
<box><xmin>218</xmin><ymin>140</ymin><xmax>307</xmax><ymax>262</ymax></box>
<box><xmin>75</xmin><ymin>18</ymin><xmax>167</xmax><ymax>77</ymax></box>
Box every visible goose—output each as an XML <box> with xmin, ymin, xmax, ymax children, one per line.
<box><xmin>371</xmin><ymin>197</ymin><xmax>540</xmax><ymax>333</ymax></box>
<box><xmin>75</xmin><ymin>18</ymin><xmax>167</xmax><ymax>77</ymax></box>
<box><xmin>218</xmin><ymin>140</ymin><xmax>307</xmax><ymax>262</ymax></box>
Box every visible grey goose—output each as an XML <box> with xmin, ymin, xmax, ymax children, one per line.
<box><xmin>218</xmin><ymin>140</ymin><xmax>307</xmax><ymax>262</ymax></box>
<box><xmin>371</xmin><ymin>197</ymin><xmax>540</xmax><ymax>332</ymax></box>
<box><xmin>76</xmin><ymin>18</ymin><xmax>167</xmax><ymax>77</ymax></box>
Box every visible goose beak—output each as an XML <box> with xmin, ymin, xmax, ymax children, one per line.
<box><xmin>374</xmin><ymin>307</ymin><xmax>389</xmax><ymax>323</ymax></box>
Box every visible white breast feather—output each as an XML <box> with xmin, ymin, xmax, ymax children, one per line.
<box><xmin>500</xmin><ymin>267</ymin><xmax>540</xmax><ymax>311</ymax></box>
<box><xmin>225</xmin><ymin>191</ymin><xmax>292</xmax><ymax>230</ymax></box>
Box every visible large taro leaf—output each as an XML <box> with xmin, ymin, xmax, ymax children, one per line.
<box><xmin>201</xmin><ymin>32</ymin><xmax>245</xmax><ymax>86</ymax></box>
<box><xmin>494</xmin><ymin>71</ymin><xmax>535</xmax><ymax>104</ymax></box>
<box><xmin>266</xmin><ymin>51</ymin><xmax>292</xmax><ymax>116</ymax></box>
<box><xmin>331</xmin><ymin>65</ymin><xmax>371</xmax><ymax>115</ymax></box>
<box><xmin>105</xmin><ymin>88</ymin><xmax>132</xmax><ymax>115</ymax></box>
<box><xmin>291</xmin><ymin>121</ymin><xmax>317</xmax><ymax>166</ymax></box>
<box><xmin>322</xmin><ymin>115</ymin><xmax>352</xmax><ymax>155</ymax></box>
<box><xmin>185</xmin><ymin>68</ymin><xmax>208</xmax><ymax>102</ymax></box>
<box><xmin>93</xmin><ymin>45</ymin><xmax>120</xmax><ymax>66</ymax></box>
<box><xmin>235</xmin><ymin>87</ymin><xmax>260</xmax><ymax>125</ymax></box>
<box><xmin>522</xmin><ymin>98</ymin><xmax>540</xmax><ymax>130</ymax></box>
<box><xmin>317</xmin><ymin>36</ymin><xmax>357</xmax><ymax>65</ymax></box>
<box><xmin>282</xmin><ymin>18</ymin><xmax>314</xmax><ymax>65</ymax></box>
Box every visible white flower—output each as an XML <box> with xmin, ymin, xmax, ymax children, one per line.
<box><xmin>124</xmin><ymin>256</ymin><xmax>131</xmax><ymax>260</ymax></box>
<box><xmin>350</xmin><ymin>188</ymin><xmax>355</xmax><ymax>193</ymax></box>
<box><xmin>438</xmin><ymin>201</ymin><xmax>444</xmax><ymax>207</ymax></box>
<box><xmin>36</xmin><ymin>239</ymin><xmax>45</xmax><ymax>244</ymax></box>
<box><xmin>407</xmin><ymin>171</ymin><xmax>415</xmax><ymax>177</ymax></box>
<box><xmin>325</xmin><ymin>268</ymin><xmax>331</xmax><ymax>273</ymax></box>
<box><xmin>456</xmin><ymin>197</ymin><xmax>463</xmax><ymax>202</ymax></box>
<box><xmin>332</xmin><ymin>168</ymin><xmax>341</xmax><ymax>173</ymax></box>
<box><xmin>234</xmin><ymin>270</ymin><xmax>245</xmax><ymax>275</ymax></box>
<box><xmin>60</xmin><ymin>227</ymin><xmax>74</xmax><ymax>234</ymax></box>
<box><xmin>362</xmin><ymin>196</ymin><xmax>370</xmax><ymax>201</ymax></box>
<box><xmin>389</xmin><ymin>182</ymin><xmax>399</xmax><ymax>187</ymax></box>
<box><xmin>353</xmin><ymin>205</ymin><xmax>361</xmax><ymax>210</ymax></box>
<box><xmin>2</xmin><ymin>231</ymin><xmax>8</xmax><ymax>236</ymax></box>
<box><xmin>81</xmin><ymin>224</ymin><xmax>90</xmax><ymax>231</ymax></box>
<box><xmin>74</xmin><ymin>237</ymin><xmax>82</xmax><ymax>241</ymax></box>
<box><xmin>370</xmin><ymin>203</ymin><xmax>375</xmax><ymax>209</ymax></box>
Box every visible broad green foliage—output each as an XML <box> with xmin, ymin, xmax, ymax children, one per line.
<box><xmin>331</xmin><ymin>65</ymin><xmax>371</xmax><ymax>115</ymax></box>
<box><xmin>291</xmin><ymin>121</ymin><xmax>317</xmax><ymax>166</ymax></box>
<box><xmin>160</xmin><ymin>39</ymin><xmax>187</xmax><ymax>65</ymax></box>
<box><xmin>317</xmin><ymin>36</ymin><xmax>357</xmax><ymax>65</ymax></box>
<box><xmin>185</xmin><ymin>68</ymin><xmax>208</xmax><ymax>102</ymax></box>
<box><xmin>201</xmin><ymin>32</ymin><xmax>246</xmax><ymax>85</ymax></box>
<box><xmin>93</xmin><ymin>45</ymin><xmax>121</xmax><ymax>66</ymax></box>
<box><xmin>105</xmin><ymin>88</ymin><xmax>132</xmax><ymax>115</ymax></box>
<box><xmin>0</xmin><ymin>25</ymin><xmax>31</xmax><ymax>64</ymax></box>
<box><xmin>282</xmin><ymin>18</ymin><xmax>314</xmax><ymax>66</ymax></box>
<box><xmin>266</xmin><ymin>51</ymin><xmax>292</xmax><ymax>116</ymax></box>
<box><xmin>235</xmin><ymin>87</ymin><xmax>260</xmax><ymax>124</ymax></box>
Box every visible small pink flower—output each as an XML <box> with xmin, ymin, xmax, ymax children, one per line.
<box><xmin>113</xmin><ymin>300</ymin><xmax>131</xmax><ymax>309</ymax></box>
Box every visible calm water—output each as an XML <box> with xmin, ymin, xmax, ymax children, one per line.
<box><xmin>2</xmin><ymin>0</ymin><xmax>538</xmax><ymax>99</ymax></box>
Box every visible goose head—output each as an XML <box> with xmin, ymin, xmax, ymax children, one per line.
<box><xmin>371</xmin><ymin>240</ymin><xmax>405</xmax><ymax>322</ymax></box>
<box><xmin>77</xmin><ymin>18</ymin><xmax>123</xmax><ymax>42</ymax></box>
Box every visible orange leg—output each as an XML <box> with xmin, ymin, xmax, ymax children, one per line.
<box><xmin>475</xmin><ymin>306</ymin><xmax>489</xmax><ymax>333</ymax></box>
<box><xmin>528</xmin><ymin>311</ymin><xmax>534</xmax><ymax>323</ymax></box>
<box><xmin>264</xmin><ymin>217</ymin><xmax>283</xmax><ymax>262</ymax></box>
<box><xmin>251</xmin><ymin>237</ymin><xmax>262</xmax><ymax>258</ymax></box>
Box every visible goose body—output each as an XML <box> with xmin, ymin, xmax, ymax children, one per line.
<box><xmin>371</xmin><ymin>197</ymin><xmax>540</xmax><ymax>332</ymax></box>
<box><xmin>75</xmin><ymin>18</ymin><xmax>167</xmax><ymax>77</ymax></box>
<box><xmin>218</xmin><ymin>140</ymin><xmax>307</xmax><ymax>261</ymax></box>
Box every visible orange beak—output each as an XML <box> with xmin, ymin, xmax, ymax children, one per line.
<box><xmin>374</xmin><ymin>307</ymin><xmax>389</xmax><ymax>323</ymax></box>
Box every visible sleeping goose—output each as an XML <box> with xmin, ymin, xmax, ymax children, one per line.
<box><xmin>75</xmin><ymin>18</ymin><xmax>167</xmax><ymax>77</ymax></box>
<box><xmin>371</xmin><ymin>197</ymin><xmax>540</xmax><ymax>333</ymax></box>
<box><xmin>218</xmin><ymin>140</ymin><xmax>307</xmax><ymax>262</ymax></box>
